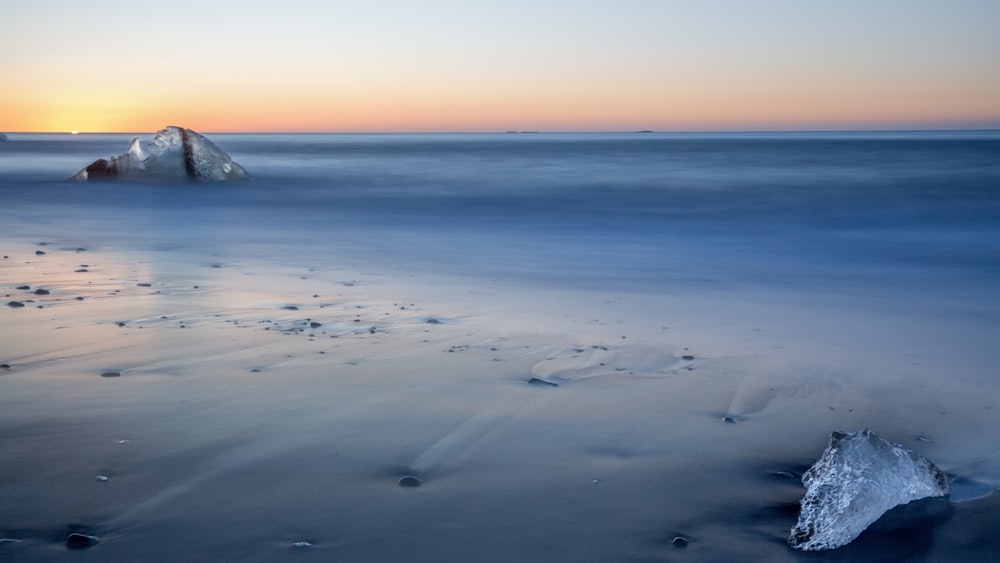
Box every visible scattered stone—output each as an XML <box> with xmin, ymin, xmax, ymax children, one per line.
<box><xmin>310</xmin><ymin>322</ymin><xmax>322</xmax><ymax>328</ymax></box>
<box><xmin>74</xmin><ymin>269</ymin><xmax>89</xmax><ymax>273</ymax></box>
<box><xmin>7</xmin><ymin>301</ymin><xmax>25</xmax><ymax>308</ymax></box>
<box><xmin>369</xmin><ymin>326</ymin><xmax>377</xmax><ymax>334</ymax></box>
<box><xmin>681</xmin><ymin>355</ymin><xmax>695</xmax><ymax>361</ymax></box>
<box><xmin>426</xmin><ymin>318</ymin><xmax>443</xmax><ymax>324</ymax></box>
<box><xmin>116</xmin><ymin>322</ymin><xmax>126</xmax><ymax>327</ymax></box>
<box><xmin>35</xmin><ymin>250</ymin><xmax>45</xmax><ymax>256</ymax></box>
<box><xmin>76</xmin><ymin>248</ymin><xmax>87</xmax><ymax>252</ymax></box>
<box><xmin>528</xmin><ymin>377</ymin><xmax>559</xmax><ymax>387</ymax></box>
<box><xmin>250</xmin><ymin>369</ymin><xmax>261</xmax><ymax>373</ymax></box>
<box><xmin>101</xmin><ymin>371</ymin><xmax>121</xmax><ymax>378</ymax></box>
<box><xmin>16</xmin><ymin>285</ymin><xmax>29</xmax><ymax>290</ymax></box>
<box><xmin>398</xmin><ymin>475</ymin><xmax>422</xmax><ymax>488</ymax></box>
<box><xmin>137</xmin><ymin>283</ymin><xmax>152</xmax><ymax>287</ymax></box>
<box><xmin>671</xmin><ymin>536</ymin><xmax>689</xmax><ymax>548</ymax></box>
<box><xmin>1</xmin><ymin>364</ymin><xmax>10</xmax><ymax>369</ymax></box>
<box><xmin>76</xmin><ymin>297</ymin><xmax>85</xmax><ymax>301</ymax></box>
<box><xmin>65</xmin><ymin>533</ymin><xmax>100</xmax><ymax>549</ymax></box>
<box><xmin>283</xmin><ymin>306</ymin><xmax>299</xmax><ymax>311</ymax></box>
<box><xmin>34</xmin><ymin>289</ymin><xmax>50</xmax><ymax>295</ymax></box>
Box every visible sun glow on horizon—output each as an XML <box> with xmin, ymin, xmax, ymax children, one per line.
<box><xmin>2</xmin><ymin>1</ymin><xmax>998</xmax><ymax>134</ymax></box>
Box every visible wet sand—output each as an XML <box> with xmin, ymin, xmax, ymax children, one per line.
<box><xmin>2</xmin><ymin>204</ymin><xmax>999</xmax><ymax>562</ymax></box>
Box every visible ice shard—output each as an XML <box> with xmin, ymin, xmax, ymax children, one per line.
<box><xmin>71</xmin><ymin>126</ymin><xmax>249</xmax><ymax>182</ymax></box>
<box><xmin>788</xmin><ymin>429</ymin><xmax>949</xmax><ymax>551</ymax></box>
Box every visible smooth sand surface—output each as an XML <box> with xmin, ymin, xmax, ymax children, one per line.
<box><xmin>2</xmin><ymin>206</ymin><xmax>999</xmax><ymax>561</ymax></box>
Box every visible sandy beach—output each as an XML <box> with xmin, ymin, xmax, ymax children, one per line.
<box><xmin>2</xmin><ymin>133</ymin><xmax>999</xmax><ymax>561</ymax></box>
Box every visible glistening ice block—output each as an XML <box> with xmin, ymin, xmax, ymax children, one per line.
<box><xmin>789</xmin><ymin>429</ymin><xmax>949</xmax><ymax>551</ymax></box>
<box><xmin>71</xmin><ymin>126</ymin><xmax>249</xmax><ymax>182</ymax></box>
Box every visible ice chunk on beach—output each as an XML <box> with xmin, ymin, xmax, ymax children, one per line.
<box><xmin>71</xmin><ymin>126</ymin><xmax>249</xmax><ymax>182</ymax></box>
<box><xmin>789</xmin><ymin>429</ymin><xmax>949</xmax><ymax>551</ymax></box>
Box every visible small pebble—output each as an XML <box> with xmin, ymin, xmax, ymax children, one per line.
<box><xmin>672</xmin><ymin>536</ymin><xmax>688</xmax><ymax>548</ymax></box>
<box><xmin>284</xmin><ymin>305</ymin><xmax>299</xmax><ymax>311</ymax></box>
<box><xmin>398</xmin><ymin>475</ymin><xmax>422</xmax><ymax>488</ymax></box>
<box><xmin>34</xmin><ymin>289</ymin><xmax>50</xmax><ymax>295</ymax></box>
<box><xmin>35</xmin><ymin>250</ymin><xmax>45</xmax><ymax>256</ymax></box>
<box><xmin>426</xmin><ymin>318</ymin><xmax>443</xmax><ymax>324</ymax></box>
<box><xmin>65</xmin><ymin>533</ymin><xmax>99</xmax><ymax>549</ymax></box>
<box><xmin>7</xmin><ymin>301</ymin><xmax>25</xmax><ymax>308</ymax></box>
<box><xmin>101</xmin><ymin>371</ymin><xmax>121</xmax><ymax>378</ymax></box>
<box><xmin>681</xmin><ymin>355</ymin><xmax>695</xmax><ymax>361</ymax></box>
<box><xmin>310</xmin><ymin>322</ymin><xmax>322</xmax><ymax>328</ymax></box>
<box><xmin>16</xmin><ymin>285</ymin><xmax>29</xmax><ymax>290</ymax></box>
<box><xmin>137</xmin><ymin>283</ymin><xmax>152</xmax><ymax>287</ymax></box>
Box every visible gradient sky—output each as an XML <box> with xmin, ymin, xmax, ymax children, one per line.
<box><xmin>2</xmin><ymin>0</ymin><xmax>999</xmax><ymax>132</ymax></box>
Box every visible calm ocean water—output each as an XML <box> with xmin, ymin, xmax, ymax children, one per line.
<box><xmin>2</xmin><ymin>131</ymin><xmax>998</xmax><ymax>295</ymax></box>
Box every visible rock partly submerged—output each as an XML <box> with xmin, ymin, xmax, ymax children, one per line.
<box><xmin>789</xmin><ymin>429</ymin><xmax>949</xmax><ymax>551</ymax></box>
<box><xmin>70</xmin><ymin>126</ymin><xmax>249</xmax><ymax>182</ymax></box>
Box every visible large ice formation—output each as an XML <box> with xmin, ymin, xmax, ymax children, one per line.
<box><xmin>71</xmin><ymin>126</ymin><xmax>249</xmax><ymax>182</ymax></box>
<box><xmin>788</xmin><ymin>429</ymin><xmax>949</xmax><ymax>551</ymax></box>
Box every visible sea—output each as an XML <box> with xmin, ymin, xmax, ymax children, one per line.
<box><xmin>1</xmin><ymin>130</ymin><xmax>998</xmax><ymax>301</ymax></box>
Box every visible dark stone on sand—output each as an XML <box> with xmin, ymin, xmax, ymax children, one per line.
<box><xmin>310</xmin><ymin>322</ymin><xmax>322</xmax><ymax>328</ymax></box>
<box><xmin>16</xmin><ymin>285</ymin><xmax>29</xmax><ymax>290</ymax></box>
<box><xmin>398</xmin><ymin>475</ymin><xmax>422</xmax><ymax>488</ymax></box>
<box><xmin>681</xmin><ymin>355</ymin><xmax>695</xmax><ymax>361</ymax></box>
<box><xmin>672</xmin><ymin>536</ymin><xmax>689</xmax><ymax>548</ymax></box>
<box><xmin>7</xmin><ymin>301</ymin><xmax>25</xmax><ymax>308</ymax></box>
<box><xmin>426</xmin><ymin>318</ymin><xmax>443</xmax><ymax>324</ymax></box>
<box><xmin>528</xmin><ymin>377</ymin><xmax>559</xmax><ymax>387</ymax></box>
<box><xmin>1</xmin><ymin>364</ymin><xmax>10</xmax><ymax>369</ymax></box>
<box><xmin>76</xmin><ymin>296</ymin><xmax>85</xmax><ymax>300</ymax></box>
<box><xmin>35</xmin><ymin>250</ymin><xmax>45</xmax><ymax>256</ymax></box>
<box><xmin>75</xmin><ymin>269</ymin><xmax>89</xmax><ymax>272</ymax></box>
<box><xmin>65</xmin><ymin>533</ymin><xmax>99</xmax><ymax>549</ymax></box>
<box><xmin>34</xmin><ymin>289</ymin><xmax>50</xmax><ymax>295</ymax></box>
<box><xmin>137</xmin><ymin>283</ymin><xmax>152</xmax><ymax>287</ymax></box>
<box><xmin>117</xmin><ymin>322</ymin><xmax>126</xmax><ymax>327</ymax></box>
<box><xmin>250</xmin><ymin>369</ymin><xmax>261</xmax><ymax>373</ymax></box>
<box><xmin>101</xmin><ymin>371</ymin><xmax>121</xmax><ymax>378</ymax></box>
<box><xmin>284</xmin><ymin>306</ymin><xmax>299</xmax><ymax>311</ymax></box>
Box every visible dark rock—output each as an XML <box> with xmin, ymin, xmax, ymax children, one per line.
<box><xmin>101</xmin><ymin>371</ymin><xmax>121</xmax><ymax>378</ymax></box>
<box><xmin>310</xmin><ymin>322</ymin><xmax>322</xmax><ymax>328</ymax></box>
<box><xmin>681</xmin><ymin>355</ymin><xmax>695</xmax><ymax>361</ymax></box>
<box><xmin>284</xmin><ymin>306</ymin><xmax>299</xmax><ymax>311</ymax></box>
<box><xmin>528</xmin><ymin>377</ymin><xmax>559</xmax><ymax>387</ymax></box>
<box><xmin>116</xmin><ymin>322</ymin><xmax>126</xmax><ymax>327</ymax></box>
<box><xmin>398</xmin><ymin>475</ymin><xmax>422</xmax><ymax>488</ymax></box>
<box><xmin>137</xmin><ymin>283</ymin><xmax>152</xmax><ymax>287</ymax></box>
<box><xmin>1</xmin><ymin>364</ymin><xmax>10</xmax><ymax>369</ymax></box>
<box><xmin>16</xmin><ymin>285</ymin><xmax>29</xmax><ymax>290</ymax></box>
<box><xmin>75</xmin><ymin>269</ymin><xmax>89</xmax><ymax>273</ymax></box>
<box><xmin>35</xmin><ymin>250</ymin><xmax>45</xmax><ymax>256</ymax></box>
<box><xmin>671</xmin><ymin>536</ymin><xmax>689</xmax><ymax>548</ymax></box>
<box><xmin>76</xmin><ymin>297</ymin><xmax>85</xmax><ymax>301</ymax></box>
<box><xmin>34</xmin><ymin>289</ymin><xmax>50</xmax><ymax>295</ymax></box>
<box><xmin>722</xmin><ymin>416</ymin><xmax>740</xmax><ymax>424</ymax></box>
<box><xmin>65</xmin><ymin>533</ymin><xmax>99</xmax><ymax>549</ymax></box>
<box><xmin>426</xmin><ymin>318</ymin><xmax>443</xmax><ymax>324</ymax></box>
<box><xmin>7</xmin><ymin>301</ymin><xmax>25</xmax><ymax>308</ymax></box>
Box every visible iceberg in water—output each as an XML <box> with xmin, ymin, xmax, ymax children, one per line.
<box><xmin>71</xmin><ymin>126</ymin><xmax>249</xmax><ymax>182</ymax></box>
<box><xmin>789</xmin><ymin>429</ymin><xmax>949</xmax><ymax>551</ymax></box>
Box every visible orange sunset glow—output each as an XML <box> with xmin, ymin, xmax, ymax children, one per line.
<box><xmin>2</xmin><ymin>1</ymin><xmax>999</xmax><ymax>133</ymax></box>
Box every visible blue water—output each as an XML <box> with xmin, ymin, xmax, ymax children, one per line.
<box><xmin>2</xmin><ymin>131</ymin><xmax>998</xmax><ymax>298</ymax></box>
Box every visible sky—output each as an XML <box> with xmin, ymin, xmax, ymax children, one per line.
<box><xmin>1</xmin><ymin>0</ymin><xmax>999</xmax><ymax>133</ymax></box>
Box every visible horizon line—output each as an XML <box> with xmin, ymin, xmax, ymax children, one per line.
<box><xmin>5</xmin><ymin>127</ymin><xmax>1000</xmax><ymax>136</ymax></box>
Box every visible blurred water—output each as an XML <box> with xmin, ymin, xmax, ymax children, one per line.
<box><xmin>1</xmin><ymin>131</ymin><xmax>998</xmax><ymax>300</ymax></box>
